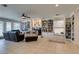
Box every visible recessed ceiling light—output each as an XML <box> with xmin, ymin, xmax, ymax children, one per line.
<box><xmin>56</xmin><ymin>4</ymin><xmax>59</xmax><ymax>7</ymax></box>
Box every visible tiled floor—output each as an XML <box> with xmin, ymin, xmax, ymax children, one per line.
<box><xmin>0</xmin><ymin>36</ymin><xmax>79</xmax><ymax>54</ymax></box>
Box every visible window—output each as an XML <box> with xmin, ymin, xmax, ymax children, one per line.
<box><xmin>6</xmin><ymin>22</ymin><xmax>11</xmax><ymax>31</ymax></box>
<box><xmin>13</xmin><ymin>23</ymin><xmax>20</xmax><ymax>30</ymax></box>
<box><xmin>0</xmin><ymin>21</ymin><xmax>4</xmax><ymax>37</ymax></box>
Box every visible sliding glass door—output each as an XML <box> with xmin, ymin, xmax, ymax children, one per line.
<box><xmin>6</xmin><ymin>22</ymin><xmax>11</xmax><ymax>31</ymax></box>
<box><xmin>13</xmin><ymin>23</ymin><xmax>20</xmax><ymax>30</ymax></box>
<box><xmin>0</xmin><ymin>21</ymin><xmax>4</xmax><ymax>37</ymax></box>
<box><xmin>0</xmin><ymin>19</ymin><xmax>21</xmax><ymax>38</ymax></box>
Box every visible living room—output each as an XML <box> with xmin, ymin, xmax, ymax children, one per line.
<box><xmin>0</xmin><ymin>4</ymin><xmax>79</xmax><ymax>54</ymax></box>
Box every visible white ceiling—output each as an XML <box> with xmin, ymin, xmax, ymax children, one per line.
<box><xmin>0</xmin><ymin>4</ymin><xmax>79</xmax><ymax>20</ymax></box>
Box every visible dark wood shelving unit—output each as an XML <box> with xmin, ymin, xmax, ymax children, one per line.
<box><xmin>42</xmin><ymin>20</ymin><xmax>53</xmax><ymax>32</ymax></box>
<box><xmin>48</xmin><ymin>20</ymin><xmax>53</xmax><ymax>32</ymax></box>
<box><xmin>42</xmin><ymin>20</ymin><xmax>48</xmax><ymax>32</ymax></box>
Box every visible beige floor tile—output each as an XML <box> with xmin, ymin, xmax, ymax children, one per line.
<box><xmin>0</xmin><ymin>36</ymin><xmax>79</xmax><ymax>54</ymax></box>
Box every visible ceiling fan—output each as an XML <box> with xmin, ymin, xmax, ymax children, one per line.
<box><xmin>1</xmin><ymin>4</ymin><xmax>8</xmax><ymax>7</ymax></box>
<box><xmin>21</xmin><ymin>8</ymin><xmax>32</xmax><ymax>19</ymax></box>
<box><xmin>21</xmin><ymin>13</ymin><xmax>31</xmax><ymax>19</ymax></box>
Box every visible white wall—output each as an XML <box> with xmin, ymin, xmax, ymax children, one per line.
<box><xmin>53</xmin><ymin>15</ymin><xmax>65</xmax><ymax>35</ymax></box>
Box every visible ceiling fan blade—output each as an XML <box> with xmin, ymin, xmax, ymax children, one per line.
<box><xmin>26</xmin><ymin>16</ymin><xmax>31</xmax><ymax>18</ymax></box>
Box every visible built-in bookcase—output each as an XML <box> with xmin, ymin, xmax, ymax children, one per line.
<box><xmin>42</xmin><ymin>20</ymin><xmax>53</xmax><ymax>32</ymax></box>
<box><xmin>65</xmin><ymin>18</ymin><xmax>71</xmax><ymax>39</ymax></box>
<box><xmin>42</xmin><ymin>20</ymin><xmax>48</xmax><ymax>32</ymax></box>
<box><xmin>65</xmin><ymin>15</ymin><xmax>74</xmax><ymax>40</ymax></box>
<box><xmin>48</xmin><ymin>20</ymin><xmax>53</xmax><ymax>32</ymax></box>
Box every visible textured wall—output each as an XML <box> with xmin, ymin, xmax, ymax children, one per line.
<box><xmin>73</xmin><ymin>8</ymin><xmax>79</xmax><ymax>45</ymax></box>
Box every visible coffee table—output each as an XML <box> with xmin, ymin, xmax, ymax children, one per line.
<box><xmin>25</xmin><ymin>34</ymin><xmax>38</xmax><ymax>42</ymax></box>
